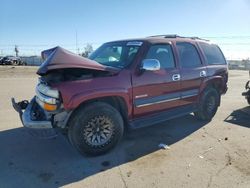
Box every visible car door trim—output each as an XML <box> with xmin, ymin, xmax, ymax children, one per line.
<box><xmin>135</xmin><ymin>92</ymin><xmax>180</xmax><ymax>107</ymax></box>
<box><xmin>181</xmin><ymin>89</ymin><xmax>199</xmax><ymax>99</ymax></box>
<box><xmin>135</xmin><ymin>89</ymin><xmax>199</xmax><ymax>108</ymax></box>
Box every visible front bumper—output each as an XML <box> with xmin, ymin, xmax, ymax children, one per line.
<box><xmin>12</xmin><ymin>97</ymin><xmax>53</xmax><ymax>129</ymax></box>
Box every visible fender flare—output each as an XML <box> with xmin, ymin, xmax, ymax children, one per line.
<box><xmin>199</xmin><ymin>76</ymin><xmax>225</xmax><ymax>105</ymax></box>
<box><xmin>200</xmin><ymin>76</ymin><xmax>225</xmax><ymax>93</ymax></box>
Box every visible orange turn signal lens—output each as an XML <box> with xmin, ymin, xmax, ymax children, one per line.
<box><xmin>44</xmin><ymin>103</ymin><xmax>57</xmax><ymax>111</ymax></box>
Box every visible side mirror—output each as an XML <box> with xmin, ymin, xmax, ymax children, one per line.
<box><xmin>141</xmin><ymin>59</ymin><xmax>160</xmax><ymax>71</ymax></box>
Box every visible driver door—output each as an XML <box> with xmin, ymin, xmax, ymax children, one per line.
<box><xmin>132</xmin><ymin>43</ymin><xmax>181</xmax><ymax>118</ymax></box>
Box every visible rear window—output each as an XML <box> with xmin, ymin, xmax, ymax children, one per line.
<box><xmin>199</xmin><ymin>43</ymin><xmax>226</xmax><ymax>65</ymax></box>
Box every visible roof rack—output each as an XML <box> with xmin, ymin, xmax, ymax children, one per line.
<box><xmin>149</xmin><ymin>34</ymin><xmax>180</xmax><ymax>38</ymax></box>
<box><xmin>148</xmin><ymin>34</ymin><xmax>209</xmax><ymax>41</ymax></box>
<box><xmin>188</xmin><ymin>36</ymin><xmax>210</xmax><ymax>41</ymax></box>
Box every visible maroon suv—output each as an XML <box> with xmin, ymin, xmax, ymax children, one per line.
<box><xmin>12</xmin><ymin>35</ymin><xmax>228</xmax><ymax>155</ymax></box>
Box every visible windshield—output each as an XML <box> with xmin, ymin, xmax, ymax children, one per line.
<box><xmin>89</xmin><ymin>42</ymin><xmax>142</xmax><ymax>68</ymax></box>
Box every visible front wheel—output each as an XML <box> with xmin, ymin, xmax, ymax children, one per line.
<box><xmin>68</xmin><ymin>102</ymin><xmax>124</xmax><ymax>156</ymax></box>
<box><xmin>194</xmin><ymin>87</ymin><xmax>220</xmax><ymax>121</ymax></box>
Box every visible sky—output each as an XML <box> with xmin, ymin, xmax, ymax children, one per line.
<box><xmin>0</xmin><ymin>0</ymin><xmax>250</xmax><ymax>59</ymax></box>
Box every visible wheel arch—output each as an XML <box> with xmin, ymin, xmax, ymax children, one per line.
<box><xmin>199</xmin><ymin>76</ymin><xmax>224</xmax><ymax>105</ymax></box>
<box><xmin>67</xmin><ymin>95</ymin><xmax>129</xmax><ymax>128</ymax></box>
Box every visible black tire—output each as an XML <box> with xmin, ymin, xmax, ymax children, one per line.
<box><xmin>247</xmin><ymin>97</ymin><xmax>250</xmax><ymax>105</ymax></box>
<box><xmin>68</xmin><ymin>102</ymin><xmax>124</xmax><ymax>156</ymax></box>
<box><xmin>194</xmin><ymin>87</ymin><xmax>220</xmax><ymax>121</ymax></box>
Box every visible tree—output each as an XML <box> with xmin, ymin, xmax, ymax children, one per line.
<box><xmin>81</xmin><ymin>44</ymin><xmax>93</xmax><ymax>58</ymax></box>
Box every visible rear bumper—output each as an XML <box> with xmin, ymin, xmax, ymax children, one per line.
<box><xmin>12</xmin><ymin>97</ymin><xmax>53</xmax><ymax>129</ymax></box>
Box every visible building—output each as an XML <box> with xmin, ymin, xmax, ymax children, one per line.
<box><xmin>21</xmin><ymin>56</ymin><xmax>43</xmax><ymax>66</ymax></box>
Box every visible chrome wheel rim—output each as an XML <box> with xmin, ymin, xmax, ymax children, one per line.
<box><xmin>83</xmin><ymin>115</ymin><xmax>114</xmax><ymax>146</ymax></box>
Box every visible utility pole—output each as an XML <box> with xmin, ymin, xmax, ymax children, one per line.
<box><xmin>14</xmin><ymin>45</ymin><xmax>19</xmax><ymax>57</ymax></box>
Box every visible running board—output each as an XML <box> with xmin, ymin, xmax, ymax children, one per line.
<box><xmin>129</xmin><ymin>104</ymin><xmax>197</xmax><ymax>129</ymax></box>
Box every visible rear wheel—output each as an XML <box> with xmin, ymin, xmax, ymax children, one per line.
<box><xmin>194</xmin><ymin>87</ymin><xmax>220</xmax><ymax>121</ymax></box>
<box><xmin>68</xmin><ymin>102</ymin><xmax>124</xmax><ymax>156</ymax></box>
<box><xmin>247</xmin><ymin>97</ymin><xmax>250</xmax><ymax>105</ymax></box>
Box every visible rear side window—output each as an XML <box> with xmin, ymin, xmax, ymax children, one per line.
<box><xmin>176</xmin><ymin>42</ymin><xmax>202</xmax><ymax>68</ymax></box>
<box><xmin>145</xmin><ymin>44</ymin><xmax>175</xmax><ymax>69</ymax></box>
<box><xmin>199</xmin><ymin>43</ymin><xmax>226</xmax><ymax>65</ymax></box>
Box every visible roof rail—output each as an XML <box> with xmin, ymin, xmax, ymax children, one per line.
<box><xmin>148</xmin><ymin>34</ymin><xmax>209</xmax><ymax>41</ymax></box>
<box><xmin>149</xmin><ymin>34</ymin><xmax>180</xmax><ymax>38</ymax></box>
<box><xmin>189</xmin><ymin>37</ymin><xmax>210</xmax><ymax>41</ymax></box>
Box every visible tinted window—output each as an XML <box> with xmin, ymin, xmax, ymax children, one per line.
<box><xmin>176</xmin><ymin>42</ymin><xmax>202</xmax><ymax>68</ymax></box>
<box><xmin>199</xmin><ymin>43</ymin><xmax>226</xmax><ymax>65</ymax></box>
<box><xmin>145</xmin><ymin>44</ymin><xmax>175</xmax><ymax>69</ymax></box>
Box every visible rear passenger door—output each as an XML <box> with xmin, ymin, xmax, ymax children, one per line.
<box><xmin>176</xmin><ymin>42</ymin><xmax>207</xmax><ymax>105</ymax></box>
<box><xmin>198</xmin><ymin>42</ymin><xmax>228</xmax><ymax>82</ymax></box>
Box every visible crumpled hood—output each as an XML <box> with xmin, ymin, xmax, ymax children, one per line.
<box><xmin>37</xmin><ymin>46</ymin><xmax>120</xmax><ymax>75</ymax></box>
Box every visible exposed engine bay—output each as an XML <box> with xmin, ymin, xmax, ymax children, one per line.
<box><xmin>40</xmin><ymin>68</ymin><xmax>113</xmax><ymax>84</ymax></box>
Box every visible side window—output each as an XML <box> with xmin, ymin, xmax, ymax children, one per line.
<box><xmin>199</xmin><ymin>42</ymin><xmax>226</xmax><ymax>65</ymax></box>
<box><xmin>145</xmin><ymin>44</ymin><xmax>175</xmax><ymax>69</ymax></box>
<box><xmin>176</xmin><ymin>42</ymin><xmax>202</xmax><ymax>68</ymax></box>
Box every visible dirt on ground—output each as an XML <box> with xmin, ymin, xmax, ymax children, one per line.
<box><xmin>0</xmin><ymin>66</ymin><xmax>250</xmax><ymax>188</ymax></box>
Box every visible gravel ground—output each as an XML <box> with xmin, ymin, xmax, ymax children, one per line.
<box><xmin>0</xmin><ymin>66</ymin><xmax>250</xmax><ymax>188</ymax></box>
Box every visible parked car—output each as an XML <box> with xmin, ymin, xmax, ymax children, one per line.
<box><xmin>0</xmin><ymin>56</ymin><xmax>26</xmax><ymax>65</ymax></box>
<box><xmin>13</xmin><ymin>57</ymin><xmax>26</xmax><ymax>65</ymax></box>
<box><xmin>0</xmin><ymin>56</ymin><xmax>13</xmax><ymax>65</ymax></box>
<box><xmin>242</xmin><ymin>71</ymin><xmax>250</xmax><ymax>104</ymax></box>
<box><xmin>12</xmin><ymin>35</ymin><xmax>228</xmax><ymax>156</ymax></box>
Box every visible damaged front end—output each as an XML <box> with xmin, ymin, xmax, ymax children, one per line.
<box><xmin>12</xmin><ymin>97</ymin><xmax>53</xmax><ymax>129</ymax></box>
<box><xmin>11</xmin><ymin>46</ymin><xmax>119</xmax><ymax>138</ymax></box>
<box><xmin>11</xmin><ymin>79</ymin><xmax>71</xmax><ymax>138</ymax></box>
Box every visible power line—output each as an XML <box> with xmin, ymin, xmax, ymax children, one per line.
<box><xmin>1</xmin><ymin>35</ymin><xmax>249</xmax><ymax>59</ymax></box>
<box><xmin>1</xmin><ymin>41</ymin><xmax>250</xmax><ymax>47</ymax></box>
<box><xmin>1</xmin><ymin>35</ymin><xmax>250</xmax><ymax>47</ymax></box>
<box><xmin>0</xmin><ymin>42</ymin><xmax>103</xmax><ymax>47</ymax></box>
<box><xmin>202</xmin><ymin>36</ymin><xmax>250</xmax><ymax>39</ymax></box>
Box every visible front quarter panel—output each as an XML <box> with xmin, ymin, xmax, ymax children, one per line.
<box><xmin>54</xmin><ymin>70</ymin><xmax>133</xmax><ymax>117</ymax></box>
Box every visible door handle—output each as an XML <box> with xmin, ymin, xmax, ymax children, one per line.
<box><xmin>172</xmin><ymin>74</ymin><xmax>181</xmax><ymax>81</ymax></box>
<box><xmin>200</xmin><ymin>70</ymin><xmax>207</xmax><ymax>77</ymax></box>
